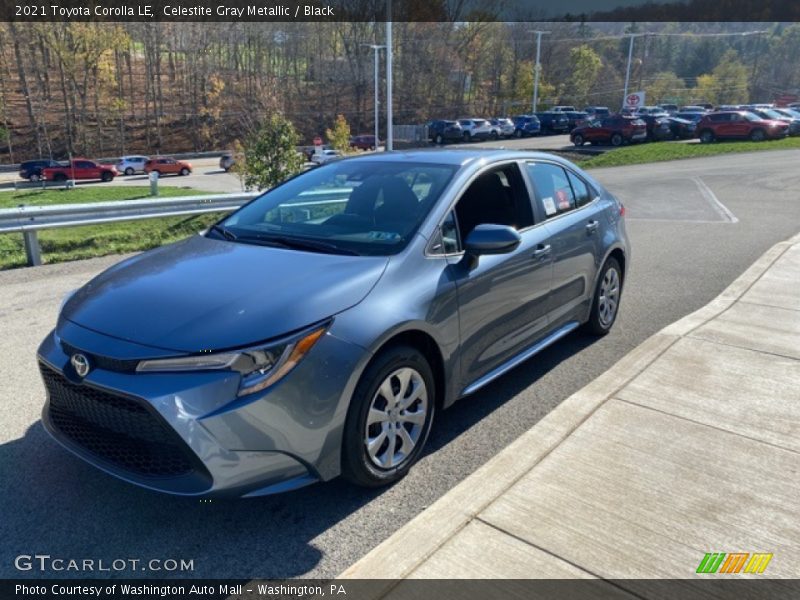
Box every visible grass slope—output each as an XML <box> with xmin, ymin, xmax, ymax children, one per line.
<box><xmin>581</xmin><ymin>136</ymin><xmax>800</xmax><ymax>169</ymax></box>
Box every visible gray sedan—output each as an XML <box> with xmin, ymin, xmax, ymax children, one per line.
<box><xmin>37</xmin><ymin>149</ymin><xmax>629</xmax><ymax>497</ymax></box>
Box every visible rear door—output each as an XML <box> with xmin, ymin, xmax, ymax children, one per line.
<box><xmin>523</xmin><ymin>161</ymin><xmax>605</xmax><ymax>329</ymax></box>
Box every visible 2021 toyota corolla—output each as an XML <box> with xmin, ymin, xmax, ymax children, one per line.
<box><xmin>37</xmin><ymin>150</ymin><xmax>629</xmax><ymax>497</ymax></box>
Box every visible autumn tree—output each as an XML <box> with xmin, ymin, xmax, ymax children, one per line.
<box><xmin>563</xmin><ymin>45</ymin><xmax>602</xmax><ymax>106</ymax></box>
<box><xmin>645</xmin><ymin>71</ymin><xmax>688</xmax><ymax>105</ymax></box>
<box><xmin>240</xmin><ymin>114</ymin><xmax>304</xmax><ymax>191</ymax></box>
<box><xmin>326</xmin><ymin>114</ymin><xmax>352</xmax><ymax>154</ymax></box>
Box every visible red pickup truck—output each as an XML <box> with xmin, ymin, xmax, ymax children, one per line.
<box><xmin>42</xmin><ymin>159</ymin><xmax>118</xmax><ymax>182</ymax></box>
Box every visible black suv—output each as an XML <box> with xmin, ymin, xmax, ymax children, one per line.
<box><xmin>19</xmin><ymin>159</ymin><xmax>62</xmax><ymax>182</ymax></box>
<box><xmin>428</xmin><ymin>120</ymin><xmax>463</xmax><ymax>144</ymax></box>
<box><xmin>534</xmin><ymin>111</ymin><xmax>570</xmax><ymax>134</ymax></box>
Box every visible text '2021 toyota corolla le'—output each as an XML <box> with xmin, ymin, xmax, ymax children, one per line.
<box><xmin>37</xmin><ymin>150</ymin><xmax>629</xmax><ymax>497</ymax></box>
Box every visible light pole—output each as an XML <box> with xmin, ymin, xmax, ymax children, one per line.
<box><xmin>386</xmin><ymin>0</ymin><xmax>393</xmax><ymax>151</ymax></box>
<box><xmin>622</xmin><ymin>33</ymin><xmax>637</xmax><ymax>108</ymax></box>
<box><xmin>363</xmin><ymin>44</ymin><xmax>385</xmax><ymax>150</ymax></box>
<box><xmin>530</xmin><ymin>30</ymin><xmax>550</xmax><ymax>113</ymax></box>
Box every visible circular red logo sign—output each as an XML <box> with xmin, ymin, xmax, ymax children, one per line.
<box><xmin>313</xmin><ymin>136</ymin><xmax>323</xmax><ymax>146</ymax></box>
<box><xmin>626</xmin><ymin>94</ymin><xmax>641</xmax><ymax>106</ymax></box>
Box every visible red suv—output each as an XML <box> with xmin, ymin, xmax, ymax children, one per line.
<box><xmin>570</xmin><ymin>115</ymin><xmax>647</xmax><ymax>147</ymax></box>
<box><xmin>697</xmin><ymin>111</ymin><xmax>789</xmax><ymax>143</ymax></box>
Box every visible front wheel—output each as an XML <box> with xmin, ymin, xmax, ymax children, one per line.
<box><xmin>610</xmin><ymin>133</ymin><xmax>623</xmax><ymax>147</ymax></box>
<box><xmin>101</xmin><ymin>172</ymin><xmax>113</xmax><ymax>182</ymax></box>
<box><xmin>124</xmin><ymin>167</ymin><xmax>134</xmax><ymax>176</ymax></box>
<box><xmin>29</xmin><ymin>173</ymin><xmax>41</xmax><ymax>182</ymax></box>
<box><xmin>179</xmin><ymin>167</ymin><xmax>190</xmax><ymax>176</ymax></box>
<box><xmin>585</xmin><ymin>257</ymin><xmax>623</xmax><ymax>336</ymax></box>
<box><xmin>749</xmin><ymin>128</ymin><xmax>765</xmax><ymax>142</ymax></box>
<box><xmin>341</xmin><ymin>345</ymin><xmax>435</xmax><ymax>487</ymax></box>
<box><xmin>434</xmin><ymin>134</ymin><xmax>444</xmax><ymax>145</ymax></box>
<box><xmin>462</xmin><ymin>132</ymin><xmax>471</xmax><ymax>142</ymax></box>
<box><xmin>514</xmin><ymin>129</ymin><xmax>523</xmax><ymax>138</ymax></box>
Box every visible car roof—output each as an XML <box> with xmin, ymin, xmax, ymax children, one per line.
<box><xmin>327</xmin><ymin>148</ymin><xmax>573</xmax><ymax>168</ymax></box>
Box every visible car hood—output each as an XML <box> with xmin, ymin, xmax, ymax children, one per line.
<box><xmin>62</xmin><ymin>235</ymin><xmax>389</xmax><ymax>353</ymax></box>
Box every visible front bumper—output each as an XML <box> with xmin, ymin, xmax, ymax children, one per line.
<box><xmin>37</xmin><ymin>322</ymin><xmax>366</xmax><ymax>497</ymax></box>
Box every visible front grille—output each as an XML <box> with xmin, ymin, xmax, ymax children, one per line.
<box><xmin>40</xmin><ymin>363</ymin><xmax>203</xmax><ymax>479</ymax></box>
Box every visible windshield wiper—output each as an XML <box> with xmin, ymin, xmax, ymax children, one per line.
<box><xmin>209</xmin><ymin>224</ymin><xmax>237</xmax><ymax>241</ymax></box>
<box><xmin>238</xmin><ymin>234</ymin><xmax>361</xmax><ymax>256</ymax></box>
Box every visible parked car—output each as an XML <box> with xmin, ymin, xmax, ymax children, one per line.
<box><xmin>220</xmin><ymin>153</ymin><xmax>235</xmax><ymax>171</ymax></box>
<box><xmin>639</xmin><ymin>115</ymin><xmax>674</xmax><ymax>141</ymax></box>
<box><xmin>657</xmin><ymin>104</ymin><xmax>679</xmax><ymax>114</ymax></box>
<box><xmin>38</xmin><ymin>149</ymin><xmax>629</xmax><ymax>496</ymax></box>
<box><xmin>19</xmin><ymin>159</ymin><xmax>62</xmax><ymax>182</ymax></box>
<box><xmin>116</xmin><ymin>155</ymin><xmax>150</xmax><ymax>176</ymax></box>
<box><xmin>551</xmin><ymin>105</ymin><xmax>577</xmax><ymax>113</ymax></box>
<box><xmin>633</xmin><ymin>106</ymin><xmax>667</xmax><ymax>116</ymax></box>
<box><xmin>489</xmin><ymin>118</ymin><xmax>515</xmax><ymax>138</ymax></box>
<box><xmin>570</xmin><ymin>115</ymin><xmax>647</xmax><ymax>146</ymax></box>
<box><xmin>310</xmin><ymin>149</ymin><xmax>342</xmax><ymax>165</ymax></box>
<box><xmin>534</xmin><ymin>111</ymin><xmax>570</xmax><ymax>134</ymax></box>
<box><xmin>563</xmin><ymin>111</ymin><xmax>589</xmax><ymax>131</ymax></box>
<box><xmin>511</xmin><ymin>115</ymin><xmax>542</xmax><ymax>137</ymax></box>
<box><xmin>679</xmin><ymin>105</ymin><xmax>708</xmax><ymax>113</ymax></box>
<box><xmin>458</xmin><ymin>118</ymin><xmax>493</xmax><ymax>141</ymax></box>
<box><xmin>696</xmin><ymin>111</ymin><xmax>789</xmax><ymax>143</ymax></box>
<box><xmin>664</xmin><ymin>116</ymin><xmax>698</xmax><ymax>139</ymax></box>
<box><xmin>773</xmin><ymin>107</ymin><xmax>800</xmax><ymax>121</ymax></box>
<box><xmin>42</xmin><ymin>159</ymin><xmax>118</xmax><ymax>182</ymax></box>
<box><xmin>144</xmin><ymin>157</ymin><xmax>193</xmax><ymax>176</ymax></box>
<box><xmin>584</xmin><ymin>106</ymin><xmax>610</xmax><ymax>118</ymax></box>
<box><xmin>350</xmin><ymin>134</ymin><xmax>379</xmax><ymax>151</ymax></box>
<box><xmin>674</xmin><ymin>111</ymin><xmax>706</xmax><ymax>124</ymax></box>
<box><xmin>749</xmin><ymin>108</ymin><xmax>800</xmax><ymax>136</ymax></box>
<box><xmin>428</xmin><ymin>120</ymin><xmax>463</xmax><ymax>145</ymax></box>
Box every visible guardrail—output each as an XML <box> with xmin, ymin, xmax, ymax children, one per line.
<box><xmin>0</xmin><ymin>192</ymin><xmax>260</xmax><ymax>267</ymax></box>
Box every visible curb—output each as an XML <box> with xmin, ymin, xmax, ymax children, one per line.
<box><xmin>339</xmin><ymin>233</ymin><xmax>797</xmax><ymax>585</ymax></box>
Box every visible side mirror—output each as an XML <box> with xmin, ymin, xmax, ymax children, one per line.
<box><xmin>464</xmin><ymin>224</ymin><xmax>522</xmax><ymax>257</ymax></box>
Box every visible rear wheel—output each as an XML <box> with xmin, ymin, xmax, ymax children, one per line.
<box><xmin>699</xmin><ymin>130</ymin><xmax>715</xmax><ymax>144</ymax></box>
<box><xmin>514</xmin><ymin>129</ymin><xmax>523</xmax><ymax>138</ymax></box>
<box><xmin>341</xmin><ymin>345</ymin><xmax>435</xmax><ymax>487</ymax></box>
<box><xmin>610</xmin><ymin>133</ymin><xmax>623</xmax><ymax>147</ymax></box>
<box><xmin>573</xmin><ymin>133</ymin><xmax>585</xmax><ymax>147</ymax></box>
<box><xmin>434</xmin><ymin>134</ymin><xmax>444</xmax><ymax>145</ymax></box>
<box><xmin>749</xmin><ymin>128</ymin><xmax>765</xmax><ymax>142</ymax></box>
<box><xmin>585</xmin><ymin>257</ymin><xmax>623</xmax><ymax>336</ymax></box>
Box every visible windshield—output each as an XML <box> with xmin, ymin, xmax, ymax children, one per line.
<box><xmin>760</xmin><ymin>109</ymin><xmax>786</xmax><ymax>120</ymax></box>
<box><xmin>211</xmin><ymin>161</ymin><xmax>457</xmax><ymax>256</ymax></box>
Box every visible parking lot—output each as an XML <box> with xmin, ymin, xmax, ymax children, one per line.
<box><xmin>1</xmin><ymin>149</ymin><xmax>799</xmax><ymax>579</ymax></box>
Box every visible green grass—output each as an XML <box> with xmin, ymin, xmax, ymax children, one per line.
<box><xmin>0</xmin><ymin>186</ymin><xmax>224</xmax><ymax>270</ymax></box>
<box><xmin>581</xmin><ymin>136</ymin><xmax>800</xmax><ymax>169</ymax></box>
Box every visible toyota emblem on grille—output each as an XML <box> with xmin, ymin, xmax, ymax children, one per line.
<box><xmin>71</xmin><ymin>353</ymin><xmax>91</xmax><ymax>378</ymax></box>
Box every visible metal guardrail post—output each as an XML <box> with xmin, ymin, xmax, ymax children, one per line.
<box><xmin>23</xmin><ymin>230</ymin><xmax>42</xmax><ymax>266</ymax></box>
<box><xmin>149</xmin><ymin>172</ymin><xmax>159</xmax><ymax>196</ymax></box>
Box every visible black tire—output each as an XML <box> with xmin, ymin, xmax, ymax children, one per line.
<box><xmin>749</xmin><ymin>128</ymin><xmax>765</xmax><ymax>142</ymax></box>
<box><xmin>53</xmin><ymin>173</ymin><xmax>67</xmax><ymax>182</ymax></box>
<box><xmin>124</xmin><ymin>167</ymin><xmax>134</xmax><ymax>176</ymax></box>
<box><xmin>490</xmin><ymin>130</ymin><xmax>499</xmax><ymax>140</ymax></box>
<box><xmin>514</xmin><ymin>129</ymin><xmax>523</xmax><ymax>138</ymax></box>
<box><xmin>610</xmin><ymin>132</ymin><xmax>623</xmax><ymax>147</ymax></box>
<box><xmin>101</xmin><ymin>171</ymin><xmax>113</xmax><ymax>182</ymax></box>
<box><xmin>434</xmin><ymin>134</ymin><xmax>444</xmax><ymax>145</ymax></box>
<box><xmin>585</xmin><ymin>257</ymin><xmax>623</xmax><ymax>336</ymax></box>
<box><xmin>341</xmin><ymin>345</ymin><xmax>436</xmax><ymax>488</ymax></box>
<box><xmin>179</xmin><ymin>167</ymin><xmax>190</xmax><ymax>176</ymax></box>
<box><xmin>699</xmin><ymin>130</ymin><xmax>715</xmax><ymax>144</ymax></box>
<box><xmin>29</xmin><ymin>173</ymin><xmax>41</xmax><ymax>182</ymax></box>
<box><xmin>573</xmin><ymin>133</ymin><xmax>585</xmax><ymax>147</ymax></box>
<box><xmin>463</xmin><ymin>132</ymin><xmax>471</xmax><ymax>142</ymax></box>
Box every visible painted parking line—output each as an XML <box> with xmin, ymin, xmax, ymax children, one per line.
<box><xmin>692</xmin><ymin>176</ymin><xmax>738</xmax><ymax>223</ymax></box>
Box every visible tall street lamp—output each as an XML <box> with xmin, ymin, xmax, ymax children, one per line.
<box><xmin>363</xmin><ymin>44</ymin><xmax>385</xmax><ymax>150</ymax></box>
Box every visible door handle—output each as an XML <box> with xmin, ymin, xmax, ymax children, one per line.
<box><xmin>532</xmin><ymin>244</ymin><xmax>551</xmax><ymax>258</ymax></box>
<box><xmin>586</xmin><ymin>220</ymin><xmax>599</xmax><ymax>234</ymax></box>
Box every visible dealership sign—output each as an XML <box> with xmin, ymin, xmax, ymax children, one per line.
<box><xmin>624</xmin><ymin>91</ymin><xmax>645</xmax><ymax>109</ymax></box>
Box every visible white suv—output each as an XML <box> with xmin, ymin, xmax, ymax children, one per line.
<box><xmin>457</xmin><ymin>118</ymin><xmax>493</xmax><ymax>141</ymax></box>
<box><xmin>116</xmin><ymin>155</ymin><xmax>150</xmax><ymax>176</ymax></box>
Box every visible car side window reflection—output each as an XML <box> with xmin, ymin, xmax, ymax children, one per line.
<box><xmin>566</xmin><ymin>171</ymin><xmax>594</xmax><ymax>208</ymax></box>
<box><xmin>525</xmin><ymin>162</ymin><xmax>577</xmax><ymax>218</ymax></box>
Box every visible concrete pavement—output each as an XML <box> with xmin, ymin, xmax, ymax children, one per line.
<box><xmin>341</xmin><ymin>230</ymin><xmax>800</xmax><ymax>585</ymax></box>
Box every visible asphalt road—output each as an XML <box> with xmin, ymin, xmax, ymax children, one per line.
<box><xmin>2</xmin><ymin>150</ymin><xmax>800</xmax><ymax>580</ymax></box>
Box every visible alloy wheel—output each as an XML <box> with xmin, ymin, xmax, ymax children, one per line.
<box><xmin>365</xmin><ymin>367</ymin><xmax>428</xmax><ymax>470</ymax></box>
<box><xmin>598</xmin><ymin>267</ymin><xmax>620</xmax><ymax>328</ymax></box>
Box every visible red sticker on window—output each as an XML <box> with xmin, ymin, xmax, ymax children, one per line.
<box><xmin>555</xmin><ymin>189</ymin><xmax>571</xmax><ymax>210</ymax></box>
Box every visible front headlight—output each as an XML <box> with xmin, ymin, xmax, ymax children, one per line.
<box><xmin>136</xmin><ymin>324</ymin><xmax>328</xmax><ymax>396</ymax></box>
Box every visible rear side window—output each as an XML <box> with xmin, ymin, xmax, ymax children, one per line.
<box><xmin>525</xmin><ymin>162</ymin><xmax>577</xmax><ymax>218</ymax></box>
<box><xmin>567</xmin><ymin>172</ymin><xmax>594</xmax><ymax>208</ymax></box>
